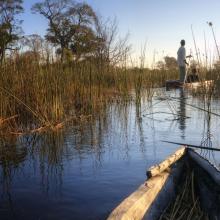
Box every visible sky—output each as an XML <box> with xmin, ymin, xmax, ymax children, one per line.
<box><xmin>21</xmin><ymin>0</ymin><xmax>220</xmax><ymax>67</ymax></box>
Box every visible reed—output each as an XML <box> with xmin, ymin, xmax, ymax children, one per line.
<box><xmin>2</xmin><ymin>50</ymin><xmax>219</xmax><ymax>135</ymax></box>
<box><xmin>0</xmin><ymin>53</ymin><xmax>180</xmax><ymax>134</ymax></box>
<box><xmin>159</xmin><ymin>169</ymin><xmax>208</xmax><ymax>220</ymax></box>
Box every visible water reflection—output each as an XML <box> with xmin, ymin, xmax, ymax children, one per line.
<box><xmin>178</xmin><ymin>88</ymin><xmax>186</xmax><ymax>139</ymax></box>
<box><xmin>0</xmin><ymin>91</ymin><xmax>220</xmax><ymax>219</ymax></box>
<box><xmin>199</xmin><ymin>93</ymin><xmax>218</xmax><ymax>164</ymax></box>
<box><xmin>0</xmin><ymin>139</ymin><xmax>28</xmax><ymax>220</ymax></box>
<box><xmin>136</xmin><ymin>102</ymin><xmax>146</xmax><ymax>155</ymax></box>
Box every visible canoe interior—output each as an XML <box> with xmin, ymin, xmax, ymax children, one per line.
<box><xmin>107</xmin><ymin>148</ymin><xmax>220</xmax><ymax>220</ymax></box>
<box><xmin>144</xmin><ymin>149</ymin><xmax>220</xmax><ymax>220</ymax></box>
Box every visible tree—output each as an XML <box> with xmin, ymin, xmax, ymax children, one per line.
<box><xmin>24</xmin><ymin>34</ymin><xmax>43</xmax><ymax>54</ymax></box>
<box><xmin>156</xmin><ymin>60</ymin><xmax>165</xmax><ymax>70</ymax></box>
<box><xmin>70</xmin><ymin>25</ymin><xmax>104</xmax><ymax>60</ymax></box>
<box><xmin>164</xmin><ymin>56</ymin><xmax>178</xmax><ymax>70</ymax></box>
<box><xmin>0</xmin><ymin>0</ymin><xmax>24</xmax><ymax>63</ymax></box>
<box><xmin>95</xmin><ymin>18</ymin><xmax>131</xmax><ymax>66</ymax></box>
<box><xmin>32</xmin><ymin>0</ymin><xmax>100</xmax><ymax>62</ymax></box>
<box><xmin>23</xmin><ymin>34</ymin><xmax>43</xmax><ymax>61</ymax></box>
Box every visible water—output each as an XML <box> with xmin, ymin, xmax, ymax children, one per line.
<box><xmin>1</xmin><ymin>88</ymin><xmax>220</xmax><ymax>220</ymax></box>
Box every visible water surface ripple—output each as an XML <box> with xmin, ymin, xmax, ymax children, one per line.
<box><xmin>1</xmin><ymin>88</ymin><xmax>220</xmax><ymax>220</ymax></box>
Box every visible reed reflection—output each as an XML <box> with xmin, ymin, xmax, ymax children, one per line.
<box><xmin>0</xmin><ymin>138</ymin><xmax>28</xmax><ymax>219</ymax></box>
<box><xmin>1</xmin><ymin>88</ymin><xmax>220</xmax><ymax>220</ymax></box>
<box><xmin>178</xmin><ymin>88</ymin><xmax>186</xmax><ymax>139</ymax></box>
<box><xmin>199</xmin><ymin>92</ymin><xmax>216</xmax><ymax>161</ymax></box>
<box><xmin>135</xmin><ymin>101</ymin><xmax>146</xmax><ymax>155</ymax></box>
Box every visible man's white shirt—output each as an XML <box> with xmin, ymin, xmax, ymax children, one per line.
<box><xmin>177</xmin><ymin>46</ymin><xmax>186</xmax><ymax>67</ymax></box>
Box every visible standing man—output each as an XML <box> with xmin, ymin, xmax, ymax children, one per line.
<box><xmin>177</xmin><ymin>40</ymin><xmax>191</xmax><ymax>82</ymax></box>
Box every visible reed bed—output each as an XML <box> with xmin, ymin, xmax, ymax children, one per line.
<box><xmin>0</xmin><ymin>55</ymin><xmax>178</xmax><ymax>134</ymax></box>
<box><xmin>1</xmin><ymin>52</ymin><xmax>219</xmax><ymax>135</ymax></box>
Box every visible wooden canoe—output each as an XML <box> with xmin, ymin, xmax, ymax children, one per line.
<box><xmin>165</xmin><ymin>80</ymin><xmax>213</xmax><ymax>90</ymax></box>
<box><xmin>107</xmin><ymin>147</ymin><xmax>220</xmax><ymax>220</ymax></box>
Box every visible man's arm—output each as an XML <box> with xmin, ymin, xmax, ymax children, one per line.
<box><xmin>185</xmin><ymin>55</ymin><xmax>192</xmax><ymax>65</ymax></box>
<box><xmin>184</xmin><ymin>59</ymin><xmax>189</xmax><ymax>65</ymax></box>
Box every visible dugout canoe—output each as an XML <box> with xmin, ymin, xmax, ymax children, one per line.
<box><xmin>165</xmin><ymin>80</ymin><xmax>213</xmax><ymax>90</ymax></box>
<box><xmin>107</xmin><ymin>147</ymin><xmax>220</xmax><ymax>220</ymax></box>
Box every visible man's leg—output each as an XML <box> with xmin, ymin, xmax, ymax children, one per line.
<box><xmin>179</xmin><ymin>66</ymin><xmax>186</xmax><ymax>82</ymax></box>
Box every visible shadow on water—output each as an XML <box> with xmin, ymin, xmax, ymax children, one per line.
<box><xmin>1</xmin><ymin>89</ymin><xmax>220</xmax><ymax>219</ymax></box>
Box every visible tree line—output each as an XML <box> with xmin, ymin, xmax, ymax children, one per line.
<box><xmin>0</xmin><ymin>0</ymin><xmax>130</xmax><ymax>65</ymax></box>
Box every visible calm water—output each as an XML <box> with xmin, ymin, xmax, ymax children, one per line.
<box><xmin>1</xmin><ymin>88</ymin><xmax>220</xmax><ymax>220</ymax></box>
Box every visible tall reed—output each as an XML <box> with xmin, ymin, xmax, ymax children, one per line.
<box><xmin>0</xmin><ymin>54</ymin><xmax>179</xmax><ymax>133</ymax></box>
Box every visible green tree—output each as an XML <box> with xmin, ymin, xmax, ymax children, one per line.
<box><xmin>164</xmin><ymin>56</ymin><xmax>178</xmax><ymax>70</ymax></box>
<box><xmin>0</xmin><ymin>0</ymin><xmax>24</xmax><ymax>63</ymax></box>
<box><xmin>32</xmin><ymin>0</ymin><xmax>100</xmax><ymax>62</ymax></box>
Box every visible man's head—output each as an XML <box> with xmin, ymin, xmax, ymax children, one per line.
<box><xmin>180</xmin><ymin>40</ymin><xmax>185</xmax><ymax>46</ymax></box>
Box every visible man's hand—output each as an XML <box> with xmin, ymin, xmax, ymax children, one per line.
<box><xmin>184</xmin><ymin>59</ymin><xmax>189</xmax><ymax>65</ymax></box>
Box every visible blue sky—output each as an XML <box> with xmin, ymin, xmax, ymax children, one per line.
<box><xmin>21</xmin><ymin>0</ymin><xmax>220</xmax><ymax>66</ymax></box>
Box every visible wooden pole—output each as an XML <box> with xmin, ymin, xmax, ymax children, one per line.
<box><xmin>162</xmin><ymin>140</ymin><xmax>220</xmax><ymax>151</ymax></box>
